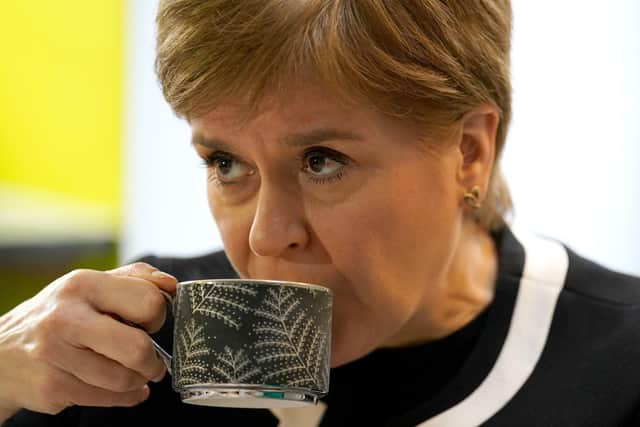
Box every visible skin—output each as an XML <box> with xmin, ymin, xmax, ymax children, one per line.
<box><xmin>0</xmin><ymin>84</ymin><xmax>499</xmax><ymax>422</ymax></box>
<box><xmin>190</xmin><ymin>84</ymin><xmax>499</xmax><ymax>367</ymax></box>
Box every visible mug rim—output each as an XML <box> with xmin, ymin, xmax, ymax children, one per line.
<box><xmin>178</xmin><ymin>278</ymin><xmax>332</xmax><ymax>294</ymax></box>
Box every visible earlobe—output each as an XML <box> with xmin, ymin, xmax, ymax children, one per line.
<box><xmin>456</xmin><ymin>105</ymin><xmax>499</xmax><ymax>200</ymax></box>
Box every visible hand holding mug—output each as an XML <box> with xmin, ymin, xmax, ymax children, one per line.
<box><xmin>0</xmin><ymin>262</ymin><xmax>177</xmax><ymax>419</ymax></box>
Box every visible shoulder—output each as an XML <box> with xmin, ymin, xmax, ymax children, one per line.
<box><xmin>502</xmin><ymin>226</ymin><xmax>640</xmax><ymax>352</ymax></box>
<box><xmin>563</xmin><ymin>247</ymin><xmax>640</xmax><ymax>307</ymax></box>
<box><xmin>493</xmin><ymin>229</ymin><xmax>640</xmax><ymax>423</ymax></box>
<box><xmin>135</xmin><ymin>250</ymin><xmax>237</xmax><ymax>281</ymax></box>
<box><xmin>553</xmin><ymin>246</ymin><xmax>640</xmax><ymax>348</ymax></box>
<box><xmin>523</xmin><ymin>232</ymin><xmax>640</xmax><ymax>358</ymax></box>
<box><xmin>504</xmin><ymin>226</ymin><xmax>640</xmax><ymax>308</ymax></box>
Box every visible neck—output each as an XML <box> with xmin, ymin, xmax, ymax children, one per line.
<box><xmin>0</xmin><ymin>404</ymin><xmax>18</xmax><ymax>425</ymax></box>
<box><xmin>383</xmin><ymin>218</ymin><xmax>498</xmax><ymax>348</ymax></box>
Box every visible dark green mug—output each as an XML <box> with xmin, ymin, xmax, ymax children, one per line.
<box><xmin>150</xmin><ymin>279</ymin><xmax>333</xmax><ymax>408</ymax></box>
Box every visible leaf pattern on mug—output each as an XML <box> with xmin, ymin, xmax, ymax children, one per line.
<box><xmin>188</xmin><ymin>282</ymin><xmax>257</xmax><ymax>330</ymax></box>
<box><xmin>210</xmin><ymin>346</ymin><xmax>263</xmax><ymax>384</ymax></box>
<box><xmin>175</xmin><ymin>318</ymin><xmax>211</xmax><ymax>387</ymax></box>
<box><xmin>253</xmin><ymin>287</ymin><xmax>329</xmax><ymax>391</ymax></box>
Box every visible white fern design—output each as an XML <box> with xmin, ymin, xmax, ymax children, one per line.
<box><xmin>253</xmin><ymin>287</ymin><xmax>329</xmax><ymax>390</ymax></box>
<box><xmin>188</xmin><ymin>283</ymin><xmax>257</xmax><ymax>330</ymax></box>
<box><xmin>210</xmin><ymin>346</ymin><xmax>262</xmax><ymax>384</ymax></box>
<box><xmin>175</xmin><ymin>318</ymin><xmax>211</xmax><ymax>387</ymax></box>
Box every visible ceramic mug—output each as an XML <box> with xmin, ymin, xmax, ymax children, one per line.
<box><xmin>148</xmin><ymin>279</ymin><xmax>333</xmax><ymax>408</ymax></box>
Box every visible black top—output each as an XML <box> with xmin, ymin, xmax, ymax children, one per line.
<box><xmin>321</xmin><ymin>308</ymin><xmax>487</xmax><ymax>426</ymax></box>
<box><xmin>5</xmin><ymin>227</ymin><xmax>640</xmax><ymax>427</ymax></box>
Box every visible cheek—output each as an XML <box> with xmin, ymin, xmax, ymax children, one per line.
<box><xmin>207</xmin><ymin>191</ymin><xmax>253</xmax><ymax>276</ymax></box>
<box><xmin>316</xmin><ymin>168</ymin><xmax>460</xmax><ymax>311</ymax></box>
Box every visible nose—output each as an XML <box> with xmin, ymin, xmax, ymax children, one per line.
<box><xmin>249</xmin><ymin>183</ymin><xmax>310</xmax><ymax>257</ymax></box>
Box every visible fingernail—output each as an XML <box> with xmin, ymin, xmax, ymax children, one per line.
<box><xmin>151</xmin><ymin>270</ymin><xmax>177</xmax><ymax>281</ymax></box>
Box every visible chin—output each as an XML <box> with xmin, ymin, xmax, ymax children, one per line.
<box><xmin>328</xmin><ymin>309</ymin><xmax>391</xmax><ymax>368</ymax></box>
<box><xmin>329</xmin><ymin>327</ymin><xmax>381</xmax><ymax>368</ymax></box>
<box><xmin>330</xmin><ymin>341</ymin><xmax>360</xmax><ymax>368</ymax></box>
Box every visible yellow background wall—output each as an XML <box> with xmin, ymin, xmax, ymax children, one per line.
<box><xmin>0</xmin><ymin>1</ymin><xmax>125</xmax><ymax>314</ymax></box>
<box><xmin>0</xmin><ymin>1</ymin><xmax>124</xmax><ymax>229</ymax></box>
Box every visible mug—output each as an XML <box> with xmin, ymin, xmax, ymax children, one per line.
<box><xmin>149</xmin><ymin>279</ymin><xmax>333</xmax><ymax>408</ymax></box>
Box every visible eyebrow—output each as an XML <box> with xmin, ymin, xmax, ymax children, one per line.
<box><xmin>282</xmin><ymin>128</ymin><xmax>363</xmax><ymax>147</ymax></box>
<box><xmin>191</xmin><ymin>135</ymin><xmax>234</xmax><ymax>152</ymax></box>
<box><xmin>191</xmin><ymin>127</ymin><xmax>363</xmax><ymax>151</ymax></box>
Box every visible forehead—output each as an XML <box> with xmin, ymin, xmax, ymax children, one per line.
<box><xmin>192</xmin><ymin>85</ymin><xmax>352</xmax><ymax>128</ymax></box>
<box><xmin>189</xmin><ymin>84</ymin><xmax>421</xmax><ymax>144</ymax></box>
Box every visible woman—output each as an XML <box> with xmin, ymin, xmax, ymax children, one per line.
<box><xmin>2</xmin><ymin>1</ymin><xmax>639</xmax><ymax>426</ymax></box>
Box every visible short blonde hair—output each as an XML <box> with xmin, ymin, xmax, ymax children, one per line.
<box><xmin>156</xmin><ymin>0</ymin><xmax>513</xmax><ymax>230</ymax></box>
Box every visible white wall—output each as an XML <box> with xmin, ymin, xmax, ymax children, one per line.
<box><xmin>121</xmin><ymin>0</ymin><xmax>640</xmax><ymax>276</ymax></box>
<box><xmin>504</xmin><ymin>0</ymin><xmax>640</xmax><ymax>275</ymax></box>
<box><xmin>121</xmin><ymin>0</ymin><xmax>222</xmax><ymax>262</ymax></box>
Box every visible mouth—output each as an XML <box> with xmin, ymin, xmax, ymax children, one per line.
<box><xmin>242</xmin><ymin>272</ymin><xmax>332</xmax><ymax>289</ymax></box>
<box><xmin>243</xmin><ymin>260</ymin><xmax>340</xmax><ymax>288</ymax></box>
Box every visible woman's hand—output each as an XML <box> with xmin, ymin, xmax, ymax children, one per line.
<box><xmin>0</xmin><ymin>262</ymin><xmax>178</xmax><ymax>421</ymax></box>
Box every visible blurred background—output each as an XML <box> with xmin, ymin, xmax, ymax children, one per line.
<box><xmin>1</xmin><ymin>0</ymin><xmax>639</xmax><ymax>314</ymax></box>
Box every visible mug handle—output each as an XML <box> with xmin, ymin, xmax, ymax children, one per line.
<box><xmin>121</xmin><ymin>289</ymin><xmax>174</xmax><ymax>375</ymax></box>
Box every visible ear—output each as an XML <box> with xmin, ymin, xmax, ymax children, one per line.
<box><xmin>456</xmin><ymin>105</ymin><xmax>499</xmax><ymax>202</ymax></box>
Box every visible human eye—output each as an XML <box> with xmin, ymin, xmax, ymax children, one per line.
<box><xmin>202</xmin><ymin>151</ymin><xmax>253</xmax><ymax>185</ymax></box>
<box><xmin>301</xmin><ymin>147</ymin><xmax>350</xmax><ymax>184</ymax></box>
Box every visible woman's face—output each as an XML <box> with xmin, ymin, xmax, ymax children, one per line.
<box><xmin>190</xmin><ymin>86</ymin><xmax>467</xmax><ymax>367</ymax></box>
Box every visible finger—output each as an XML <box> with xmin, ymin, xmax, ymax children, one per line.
<box><xmin>80</xmin><ymin>271</ymin><xmax>168</xmax><ymax>333</ymax></box>
<box><xmin>108</xmin><ymin>262</ymin><xmax>178</xmax><ymax>293</ymax></box>
<box><xmin>48</xmin><ymin>368</ymin><xmax>150</xmax><ymax>409</ymax></box>
<box><xmin>63</xmin><ymin>310</ymin><xmax>167</xmax><ymax>382</ymax></box>
<box><xmin>49</xmin><ymin>338</ymin><xmax>155</xmax><ymax>392</ymax></box>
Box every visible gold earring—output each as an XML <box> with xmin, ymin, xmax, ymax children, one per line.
<box><xmin>463</xmin><ymin>185</ymin><xmax>482</xmax><ymax>209</ymax></box>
